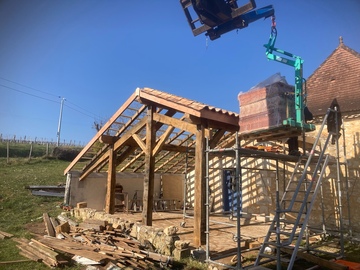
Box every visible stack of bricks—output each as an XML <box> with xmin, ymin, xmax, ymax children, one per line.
<box><xmin>238</xmin><ymin>81</ymin><xmax>295</xmax><ymax>133</ymax></box>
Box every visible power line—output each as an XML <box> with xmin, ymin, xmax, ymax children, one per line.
<box><xmin>0</xmin><ymin>76</ymin><xmax>60</xmax><ymax>98</ymax></box>
<box><xmin>64</xmin><ymin>103</ymin><xmax>100</xmax><ymax>119</ymax></box>
<box><xmin>66</xmin><ymin>100</ymin><xmax>102</xmax><ymax>120</ymax></box>
<box><xmin>0</xmin><ymin>77</ymin><xmax>105</xmax><ymax>121</ymax></box>
<box><xmin>0</xmin><ymin>83</ymin><xmax>59</xmax><ymax>104</ymax></box>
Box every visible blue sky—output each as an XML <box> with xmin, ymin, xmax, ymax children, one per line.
<box><xmin>1</xmin><ymin>1</ymin><xmax>359</xmax><ymax>145</ymax></box>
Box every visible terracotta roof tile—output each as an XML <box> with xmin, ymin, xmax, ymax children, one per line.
<box><xmin>140</xmin><ymin>87</ymin><xmax>239</xmax><ymax>118</ymax></box>
<box><xmin>307</xmin><ymin>42</ymin><xmax>360</xmax><ymax>116</ymax></box>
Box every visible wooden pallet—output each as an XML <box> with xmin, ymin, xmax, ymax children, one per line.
<box><xmin>239</xmin><ymin>126</ymin><xmax>303</xmax><ymax>142</ymax></box>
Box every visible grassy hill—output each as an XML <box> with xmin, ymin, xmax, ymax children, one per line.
<box><xmin>0</xmin><ymin>154</ymin><xmax>78</xmax><ymax>269</ymax></box>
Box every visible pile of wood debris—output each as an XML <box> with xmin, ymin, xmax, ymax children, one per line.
<box><xmin>15</xmin><ymin>213</ymin><xmax>179</xmax><ymax>269</ymax></box>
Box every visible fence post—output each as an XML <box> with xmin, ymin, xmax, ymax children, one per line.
<box><xmin>7</xmin><ymin>141</ymin><xmax>9</xmax><ymax>164</ymax></box>
<box><xmin>28</xmin><ymin>142</ymin><xmax>33</xmax><ymax>161</ymax></box>
<box><xmin>46</xmin><ymin>143</ymin><xmax>49</xmax><ymax>157</ymax></box>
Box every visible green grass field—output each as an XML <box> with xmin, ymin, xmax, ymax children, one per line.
<box><xmin>0</xmin><ymin>157</ymin><xmax>75</xmax><ymax>270</ymax></box>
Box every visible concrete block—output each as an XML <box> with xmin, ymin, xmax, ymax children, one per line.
<box><xmin>172</xmin><ymin>248</ymin><xmax>191</xmax><ymax>260</ymax></box>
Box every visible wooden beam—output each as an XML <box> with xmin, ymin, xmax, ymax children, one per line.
<box><xmin>199</xmin><ymin>109</ymin><xmax>239</xmax><ymax>127</ymax></box>
<box><xmin>132</xmin><ymin>134</ymin><xmax>146</xmax><ymax>152</ymax></box>
<box><xmin>138</xmin><ymin>89</ymin><xmax>201</xmax><ymax>117</ymax></box>
<box><xmin>153</xmin><ymin>113</ymin><xmax>198</xmax><ymax>134</ymax></box>
<box><xmin>161</xmin><ymin>144</ymin><xmax>195</xmax><ymax>153</ymax></box>
<box><xmin>209</xmin><ymin>129</ymin><xmax>226</xmax><ymax>149</ymax></box>
<box><xmin>152</xmin><ymin>125</ymin><xmax>175</xmax><ymax>156</ymax></box>
<box><xmin>142</xmin><ymin>106</ymin><xmax>156</xmax><ymax>226</ymax></box>
<box><xmin>79</xmin><ymin>117</ymin><xmax>147</xmax><ymax>181</ymax></box>
<box><xmin>105</xmin><ymin>145</ymin><xmax>116</xmax><ymax>214</ymax></box>
<box><xmin>193</xmin><ymin>123</ymin><xmax>206</xmax><ymax>246</ymax></box>
<box><xmin>64</xmin><ymin>91</ymin><xmax>137</xmax><ymax>175</ymax></box>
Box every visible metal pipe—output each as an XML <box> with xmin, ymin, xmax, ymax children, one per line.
<box><xmin>205</xmin><ymin>137</ymin><xmax>210</xmax><ymax>261</ymax></box>
<box><xmin>57</xmin><ymin>97</ymin><xmax>66</xmax><ymax>146</ymax></box>
<box><xmin>334</xmin><ymin>109</ymin><xmax>344</xmax><ymax>256</ymax></box>
<box><xmin>275</xmin><ymin>159</ymin><xmax>281</xmax><ymax>270</ymax></box>
<box><xmin>235</xmin><ymin>133</ymin><xmax>242</xmax><ymax>269</ymax></box>
<box><xmin>341</xmin><ymin>119</ymin><xmax>352</xmax><ymax>238</ymax></box>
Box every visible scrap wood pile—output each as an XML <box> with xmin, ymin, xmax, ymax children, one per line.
<box><xmin>16</xmin><ymin>213</ymin><xmax>178</xmax><ymax>269</ymax></box>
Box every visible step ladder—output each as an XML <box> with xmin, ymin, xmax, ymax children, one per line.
<box><xmin>254</xmin><ymin>108</ymin><xmax>339</xmax><ymax>269</ymax></box>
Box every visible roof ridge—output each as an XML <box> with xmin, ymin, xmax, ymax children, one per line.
<box><xmin>307</xmin><ymin>41</ymin><xmax>360</xmax><ymax>81</ymax></box>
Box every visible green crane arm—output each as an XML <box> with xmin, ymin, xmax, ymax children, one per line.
<box><xmin>264</xmin><ymin>16</ymin><xmax>315</xmax><ymax>132</ymax></box>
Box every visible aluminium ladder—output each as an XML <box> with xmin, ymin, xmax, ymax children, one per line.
<box><xmin>254</xmin><ymin>108</ymin><xmax>339</xmax><ymax>270</ymax></box>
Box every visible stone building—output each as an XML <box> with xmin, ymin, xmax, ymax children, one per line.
<box><xmin>305</xmin><ymin>38</ymin><xmax>360</xmax><ymax>234</ymax></box>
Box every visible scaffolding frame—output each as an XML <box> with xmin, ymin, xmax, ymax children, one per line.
<box><xmin>201</xmin><ymin>111</ymin><xmax>350</xmax><ymax>269</ymax></box>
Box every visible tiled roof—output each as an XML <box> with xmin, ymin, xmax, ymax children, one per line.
<box><xmin>307</xmin><ymin>40</ymin><xmax>360</xmax><ymax>117</ymax></box>
<box><xmin>139</xmin><ymin>87</ymin><xmax>239</xmax><ymax>118</ymax></box>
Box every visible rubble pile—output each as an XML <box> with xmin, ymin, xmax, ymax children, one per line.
<box><xmin>14</xmin><ymin>211</ymin><xmax>190</xmax><ymax>269</ymax></box>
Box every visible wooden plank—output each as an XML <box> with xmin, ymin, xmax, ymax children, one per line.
<box><xmin>142</xmin><ymin>105</ymin><xmax>155</xmax><ymax>226</ymax></box>
<box><xmin>17</xmin><ymin>244</ymin><xmax>58</xmax><ymax>267</ymax></box>
<box><xmin>55</xmin><ymin>222</ymin><xmax>70</xmax><ymax>233</ymax></box>
<box><xmin>0</xmin><ymin>259</ymin><xmax>33</xmax><ymax>265</ymax></box>
<box><xmin>38</xmin><ymin>237</ymin><xmax>111</xmax><ymax>263</ymax></box>
<box><xmin>43</xmin><ymin>213</ymin><xmax>56</xmax><ymax>237</ymax></box>
<box><xmin>194</xmin><ymin>123</ymin><xmax>206</xmax><ymax>246</ymax></box>
<box><xmin>105</xmin><ymin>145</ymin><xmax>116</xmax><ymax>214</ymax></box>
<box><xmin>29</xmin><ymin>239</ymin><xmax>60</xmax><ymax>260</ymax></box>
<box><xmin>0</xmin><ymin>230</ymin><xmax>14</xmax><ymax>238</ymax></box>
<box><xmin>282</xmin><ymin>248</ymin><xmax>348</xmax><ymax>270</ymax></box>
<box><xmin>50</xmin><ymin>217</ymin><xmax>60</xmax><ymax>229</ymax></box>
<box><xmin>19</xmin><ymin>250</ymin><xmax>42</xmax><ymax>263</ymax></box>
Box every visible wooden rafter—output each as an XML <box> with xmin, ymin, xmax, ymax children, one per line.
<box><xmin>79</xmin><ymin>117</ymin><xmax>147</xmax><ymax>180</ymax></box>
<box><xmin>64</xmin><ymin>92</ymin><xmax>138</xmax><ymax>175</ymax></box>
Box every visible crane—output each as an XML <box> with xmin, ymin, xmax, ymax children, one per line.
<box><xmin>180</xmin><ymin>0</ymin><xmax>274</xmax><ymax>40</ymax></box>
<box><xmin>180</xmin><ymin>0</ymin><xmax>315</xmax><ymax>132</ymax></box>
<box><xmin>264</xmin><ymin>15</ymin><xmax>315</xmax><ymax>131</ymax></box>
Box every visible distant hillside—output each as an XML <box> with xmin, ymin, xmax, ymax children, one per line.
<box><xmin>0</xmin><ymin>142</ymin><xmax>82</xmax><ymax>160</ymax></box>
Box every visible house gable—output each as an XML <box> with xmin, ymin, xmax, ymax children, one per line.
<box><xmin>307</xmin><ymin>38</ymin><xmax>360</xmax><ymax>117</ymax></box>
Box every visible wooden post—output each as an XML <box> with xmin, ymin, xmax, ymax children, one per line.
<box><xmin>28</xmin><ymin>142</ymin><xmax>33</xmax><ymax>161</ymax></box>
<box><xmin>64</xmin><ymin>173</ymin><xmax>71</xmax><ymax>205</ymax></box>
<box><xmin>105</xmin><ymin>145</ymin><xmax>116</xmax><ymax>214</ymax></box>
<box><xmin>6</xmin><ymin>141</ymin><xmax>9</xmax><ymax>164</ymax></box>
<box><xmin>194</xmin><ymin>123</ymin><xmax>206</xmax><ymax>246</ymax></box>
<box><xmin>142</xmin><ymin>106</ymin><xmax>155</xmax><ymax>226</ymax></box>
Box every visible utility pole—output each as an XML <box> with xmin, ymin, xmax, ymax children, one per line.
<box><xmin>57</xmin><ymin>97</ymin><xmax>66</xmax><ymax>146</ymax></box>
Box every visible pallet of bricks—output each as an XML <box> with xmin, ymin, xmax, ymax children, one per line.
<box><xmin>238</xmin><ymin>79</ymin><xmax>295</xmax><ymax>134</ymax></box>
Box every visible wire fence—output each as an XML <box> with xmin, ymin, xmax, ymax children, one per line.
<box><xmin>0</xmin><ymin>135</ymin><xmax>84</xmax><ymax>147</ymax></box>
<box><xmin>0</xmin><ymin>140</ymin><xmax>83</xmax><ymax>162</ymax></box>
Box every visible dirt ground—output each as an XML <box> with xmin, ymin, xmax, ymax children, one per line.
<box><xmin>24</xmin><ymin>210</ymin><xmax>359</xmax><ymax>269</ymax></box>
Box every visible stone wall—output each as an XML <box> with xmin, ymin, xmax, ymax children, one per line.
<box><xmin>306</xmin><ymin>116</ymin><xmax>360</xmax><ymax>234</ymax></box>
